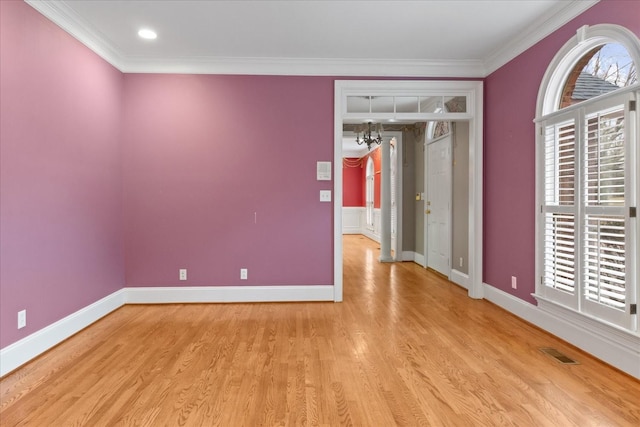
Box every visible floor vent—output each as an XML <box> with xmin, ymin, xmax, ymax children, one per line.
<box><xmin>539</xmin><ymin>347</ymin><xmax>579</xmax><ymax>365</ymax></box>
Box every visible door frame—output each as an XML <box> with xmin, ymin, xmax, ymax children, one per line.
<box><xmin>333</xmin><ymin>80</ymin><xmax>483</xmax><ymax>301</ymax></box>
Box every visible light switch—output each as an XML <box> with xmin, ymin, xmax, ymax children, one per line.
<box><xmin>320</xmin><ymin>190</ymin><xmax>331</xmax><ymax>202</ymax></box>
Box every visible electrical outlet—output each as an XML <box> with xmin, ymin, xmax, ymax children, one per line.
<box><xmin>18</xmin><ymin>310</ymin><xmax>26</xmax><ymax>329</ymax></box>
<box><xmin>459</xmin><ymin>257</ymin><xmax>463</xmax><ymax>268</ymax></box>
<box><xmin>511</xmin><ymin>276</ymin><xmax>517</xmax><ymax>289</ymax></box>
<box><xmin>240</xmin><ymin>268</ymin><xmax>248</xmax><ymax>280</ymax></box>
<box><xmin>179</xmin><ymin>269</ymin><xmax>187</xmax><ymax>281</ymax></box>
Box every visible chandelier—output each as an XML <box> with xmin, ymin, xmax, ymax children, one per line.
<box><xmin>355</xmin><ymin>122</ymin><xmax>383</xmax><ymax>150</ymax></box>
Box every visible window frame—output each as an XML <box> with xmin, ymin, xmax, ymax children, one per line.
<box><xmin>535</xmin><ymin>24</ymin><xmax>640</xmax><ymax>333</ymax></box>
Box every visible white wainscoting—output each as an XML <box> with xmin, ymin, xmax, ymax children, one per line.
<box><xmin>361</xmin><ymin>209</ymin><xmax>381</xmax><ymax>243</ymax></box>
<box><xmin>342</xmin><ymin>207</ymin><xmax>365</xmax><ymax>234</ymax></box>
<box><xmin>342</xmin><ymin>207</ymin><xmax>382</xmax><ymax>243</ymax></box>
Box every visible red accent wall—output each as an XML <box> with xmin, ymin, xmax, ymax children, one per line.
<box><xmin>343</xmin><ymin>148</ymin><xmax>381</xmax><ymax>209</ymax></box>
<box><xmin>342</xmin><ymin>158</ymin><xmax>364</xmax><ymax>207</ymax></box>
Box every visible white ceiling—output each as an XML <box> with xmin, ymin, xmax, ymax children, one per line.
<box><xmin>26</xmin><ymin>0</ymin><xmax>598</xmax><ymax>77</ymax></box>
<box><xmin>25</xmin><ymin>0</ymin><xmax>599</xmax><ymax>157</ymax></box>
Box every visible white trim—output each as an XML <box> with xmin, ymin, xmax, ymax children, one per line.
<box><xmin>125</xmin><ymin>285</ymin><xmax>334</xmax><ymax>304</ymax></box>
<box><xmin>450</xmin><ymin>269</ymin><xmax>470</xmax><ymax>290</ymax></box>
<box><xmin>393</xmin><ymin>134</ymin><xmax>403</xmax><ymax>263</ymax></box>
<box><xmin>25</xmin><ymin>0</ymin><xmax>125</xmax><ymax>70</ymax></box>
<box><xmin>483</xmin><ymin>284</ymin><xmax>640</xmax><ymax>379</ymax></box>
<box><xmin>26</xmin><ymin>0</ymin><xmax>599</xmax><ymax>77</ymax></box>
<box><xmin>536</xmin><ymin>24</ymin><xmax>640</xmax><ymax>117</ymax></box>
<box><xmin>0</xmin><ymin>285</ymin><xmax>334</xmax><ymax>376</ymax></box>
<box><xmin>401</xmin><ymin>251</ymin><xmax>416</xmax><ymax>262</ymax></box>
<box><xmin>334</xmin><ymin>82</ymin><xmax>344</xmax><ymax>302</ymax></box>
<box><xmin>0</xmin><ymin>289</ymin><xmax>126</xmax><ymax>377</ymax></box>
<box><xmin>534</xmin><ymin>24</ymin><xmax>640</xmax><ymax>335</ymax></box>
<box><xmin>361</xmin><ymin>226</ymin><xmax>380</xmax><ymax>244</ymax></box>
<box><xmin>23</xmin><ymin>0</ymin><xmax>485</xmax><ymax>77</ymax></box>
<box><xmin>334</xmin><ymin>80</ymin><xmax>483</xmax><ymax>302</ymax></box>
<box><xmin>342</xmin><ymin>207</ymin><xmax>365</xmax><ymax>234</ymax></box>
<box><xmin>5</xmin><ymin>282</ymin><xmax>637</xmax><ymax>380</ymax></box>
<box><xmin>414</xmin><ymin>252</ymin><xmax>426</xmax><ymax>268</ymax></box>
<box><xmin>483</xmin><ymin>0</ymin><xmax>599</xmax><ymax>75</ymax></box>
<box><xmin>122</xmin><ymin>57</ymin><xmax>487</xmax><ymax>78</ymax></box>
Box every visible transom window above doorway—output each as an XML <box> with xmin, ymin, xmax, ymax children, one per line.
<box><xmin>345</xmin><ymin>95</ymin><xmax>467</xmax><ymax>114</ymax></box>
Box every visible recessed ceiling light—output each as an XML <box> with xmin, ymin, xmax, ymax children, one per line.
<box><xmin>138</xmin><ymin>28</ymin><xmax>157</xmax><ymax>40</ymax></box>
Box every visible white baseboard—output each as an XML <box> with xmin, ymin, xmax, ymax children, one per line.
<box><xmin>7</xmin><ymin>282</ymin><xmax>637</xmax><ymax>380</ymax></box>
<box><xmin>401</xmin><ymin>251</ymin><xmax>415</xmax><ymax>262</ymax></box>
<box><xmin>125</xmin><ymin>285</ymin><xmax>335</xmax><ymax>304</ymax></box>
<box><xmin>361</xmin><ymin>228</ymin><xmax>380</xmax><ymax>243</ymax></box>
<box><xmin>0</xmin><ymin>289</ymin><xmax>126</xmax><ymax>377</ymax></box>
<box><xmin>414</xmin><ymin>252</ymin><xmax>426</xmax><ymax>267</ymax></box>
<box><xmin>483</xmin><ymin>284</ymin><xmax>640</xmax><ymax>379</ymax></box>
<box><xmin>450</xmin><ymin>269</ymin><xmax>469</xmax><ymax>289</ymax></box>
<box><xmin>0</xmin><ymin>285</ymin><xmax>334</xmax><ymax>376</ymax></box>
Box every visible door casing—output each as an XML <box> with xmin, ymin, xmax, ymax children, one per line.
<box><xmin>334</xmin><ymin>80</ymin><xmax>483</xmax><ymax>301</ymax></box>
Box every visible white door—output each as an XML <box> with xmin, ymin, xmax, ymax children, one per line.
<box><xmin>426</xmin><ymin>135</ymin><xmax>452</xmax><ymax>276</ymax></box>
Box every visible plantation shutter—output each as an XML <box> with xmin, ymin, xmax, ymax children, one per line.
<box><xmin>581</xmin><ymin>102</ymin><xmax>629</xmax><ymax>322</ymax></box>
<box><xmin>540</xmin><ymin>93</ymin><xmax>635</xmax><ymax>328</ymax></box>
<box><xmin>542</xmin><ymin>115</ymin><xmax>579</xmax><ymax>307</ymax></box>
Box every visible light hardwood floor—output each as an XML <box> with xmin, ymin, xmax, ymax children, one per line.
<box><xmin>1</xmin><ymin>235</ymin><xmax>639</xmax><ymax>426</ymax></box>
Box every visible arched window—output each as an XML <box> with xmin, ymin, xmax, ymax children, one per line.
<box><xmin>365</xmin><ymin>157</ymin><xmax>375</xmax><ymax>229</ymax></box>
<box><xmin>536</xmin><ymin>24</ymin><xmax>639</xmax><ymax>330</ymax></box>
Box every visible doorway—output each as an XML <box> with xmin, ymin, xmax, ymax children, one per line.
<box><xmin>334</xmin><ymin>80</ymin><xmax>484</xmax><ymax>302</ymax></box>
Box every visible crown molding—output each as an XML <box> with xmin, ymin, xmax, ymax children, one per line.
<box><xmin>25</xmin><ymin>0</ymin><xmax>125</xmax><ymax>69</ymax></box>
<box><xmin>483</xmin><ymin>0</ymin><xmax>600</xmax><ymax>75</ymax></box>
<box><xmin>24</xmin><ymin>0</ymin><xmax>485</xmax><ymax>77</ymax></box>
<box><xmin>27</xmin><ymin>0</ymin><xmax>600</xmax><ymax>78</ymax></box>
<box><xmin>120</xmin><ymin>56</ymin><xmax>486</xmax><ymax>77</ymax></box>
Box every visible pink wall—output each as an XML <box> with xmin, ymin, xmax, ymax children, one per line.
<box><xmin>343</xmin><ymin>158</ymin><xmax>364</xmax><ymax>207</ymax></box>
<box><xmin>0</xmin><ymin>1</ymin><xmax>125</xmax><ymax>347</ymax></box>
<box><xmin>483</xmin><ymin>0</ymin><xmax>640</xmax><ymax>303</ymax></box>
<box><xmin>121</xmin><ymin>74</ymin><xmax>334</xmax><ymax>286</ymax></box>
<box><xmin>3</xmin><ymin>0</ymin><xmax>636</xmax><ymax>352</ymax></box>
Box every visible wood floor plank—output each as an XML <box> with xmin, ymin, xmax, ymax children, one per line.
<box><xmin>1</xmin><ymin>235</ymin><xmax>639</xmax><ymax>426</ymax></box>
